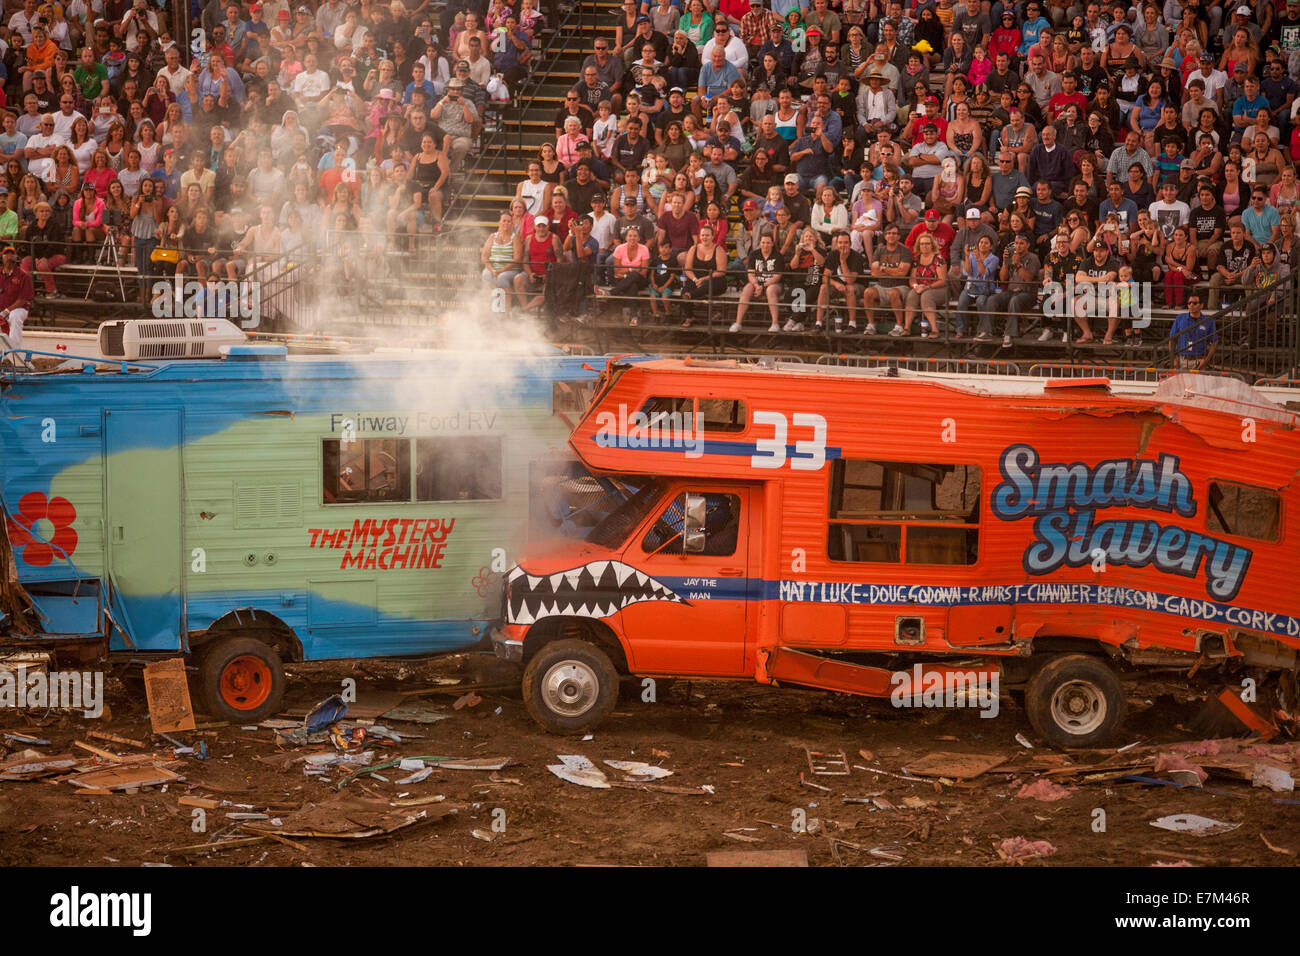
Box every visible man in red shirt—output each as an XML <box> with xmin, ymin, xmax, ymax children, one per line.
<box><xmin>905</xmin><ymin>209</ymin><xmax>956</xmax><ymax>260</ymax></box>
<box><xmin>513</xmin><ymin>215</ymin><xmax>561</xmax><ymax>314</ymax></box>
<box><xmin>1047</xmin><ymin>71</ymin><xmax>1087</xmax><ymax>122</ymax></box>
<box><xmin>0</xmin><ymin>245</ymin><xmax>32</xmax><ymax>348</ymax></box>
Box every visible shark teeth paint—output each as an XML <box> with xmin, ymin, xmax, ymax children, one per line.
<box><xmin>506</xmin><ymin>561</ymin><xmax>688</xmax><ymax>624</ymax></box>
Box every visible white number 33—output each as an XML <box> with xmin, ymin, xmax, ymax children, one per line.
<box><xmin>751</xmin><ymin>411</ymin><xmax>827</xmax><ymax>471</ymax></box>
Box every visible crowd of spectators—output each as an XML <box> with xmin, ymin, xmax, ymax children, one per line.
<box><xmin>0</xmin><ymin>0</ymin><xmax>534</xmax><ymax>308</ymax></box>
<box><xmin>484</xmin><ymin>0</ymin><xmax>1300</xmax><ymax>364</ymax></box>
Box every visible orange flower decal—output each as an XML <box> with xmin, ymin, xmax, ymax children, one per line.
<box><xmin>6</xmin><ymin>491</ymin><xmax>77</xmax><ymax>566</ymax></box>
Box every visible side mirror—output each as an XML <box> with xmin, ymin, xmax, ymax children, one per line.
<box><xmin>682</xmin><ymin>493</ymin><xmax>706</xmax><ymax>553</ymax></box>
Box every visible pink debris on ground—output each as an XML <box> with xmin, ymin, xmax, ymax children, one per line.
<box><xmin>999</xmin><ymin>837</ymin><xmax>1056</xmax><ymax>860</ymax></box>
<box><xmin>1016</xmin><ymin>779</ymin><xmax>1076</xmax><ymax>801</ymax></box>
<box><xmin>1154</xmin><ymin>752</ymin><xmax>1209</xmax><ymax>783</ymax></box>
<box><xmin>1171</xmin><ymin>739</ymin><xmax>1223</xmax><ymax>757</ymax></box>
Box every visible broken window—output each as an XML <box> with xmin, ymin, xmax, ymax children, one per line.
<box><xmin>827</xmin><ymin>460</ymin><xmax>980</xmax><ymax>565</ymax></box>
<box><xmin>640</xmin><ymin>396</ymin><xmax>747</xmax><ymax>432</ymax></box>
<box><xmin>323</xmin><ymin>439</ymin><xmax>410</xmax><ymax>504</ymax></box>
<box><xmin>642</xmin><ymin>492</ymin><xmax>741</xmax><ymax>556</ymax></box>
<box><xmin>415</xmin><ymin>437</ymin><xmax>503</xmax><ymax>502</ymax></box>
<box><xmin>1206</xmin><ymin>481</ymin><xmax>1281</xmax><ymax>542</ymax></box>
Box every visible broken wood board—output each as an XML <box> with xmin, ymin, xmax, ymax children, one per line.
<box><xmin>143</xmin><ymin>658</ymin><xmax>196</xmax><ymax>733</ymax></box>
<box><xmin>707</xmin><ymin>848</ymin><xmax>809</xmax><ymax>867</ymax></box>
<box><xmin>68</xmin><ymin>764</ymin><xmax>182</xmax><ymax>791</ymax></box>
<box><xmin>74</xmin><ymin>740</ymin><xmax>123</xmax><ymax>762</ymax></box>
<box><xmin>341</xmin><ymin>690</ymin><xmax>409</xmax><ymax>720</ymax></box>
<box><xmin>806</xmin><ymin>748</ymin><xmax>851</xmax><ymax>775</ymax></box>
<box><xmin>0</xmin><ymin>753</ymin><xmax>77</xmax><ymax>781</ymax></box>
<box><xmin>168</xmin><ymin>836</ymin><xmax>268</xmax><ymax>856</ymax></box>
<box><xmin>87</xmin><ymin>730</ymin><xmax>144</xmax><ymax>748</ymax></box>
<box><xmin>902</xmin><ymin>752</ymin><xmax>1008</xmax><ymax>779</ymax></box>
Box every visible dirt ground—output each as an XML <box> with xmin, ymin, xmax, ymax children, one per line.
<box><xmin>1</xmin><ymin>655</ymin><xmax>1297</xmax><ymax>867</ymax></box>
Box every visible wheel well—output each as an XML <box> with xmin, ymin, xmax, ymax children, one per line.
<box><xmin>522</xmin><ymin>618</ymin><xmax>629</xmax><ymax>674</ymax></box>
<box><xmin>191</xmin><ymin>609</ymin><xmax>303</xmax><ymax>663</ymax></box>
<box><xmin>1003</xmin><ymin>638</ymin><xmax>1120</xmax><ymax>687</ymax></box>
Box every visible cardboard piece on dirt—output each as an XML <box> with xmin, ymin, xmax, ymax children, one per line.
<box><xmin>68</xmin><ymin>764</ymin><xmax>183</xmax><ymax>790</ymax></box>
<box><xmin>143</xmin><ymin>658</ymin><xmax>196</xmax><ymax>733</ymax></box>
<box><xmin>903</xmin><ymin>752</ymin><xmax>1008</xmax><ymax>779</ymax></box>
<box><xmin>245</xmin><ymin>795</ymin><xmax>456</xmax><ymax>839</ymax></box>
<box><xmin>0</xmin><ymin>752</ymin><xmax>77</xmax><ymax>781</ymax></box>
<box><xmin>342</xmin><ymin>690</ymin><xmax>409</xmax><ymax>720</ymax></box>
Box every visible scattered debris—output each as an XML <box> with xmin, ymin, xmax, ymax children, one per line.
<box><xmin>1260</xmin><ymin>833</ymin><xmax>1295</xmax><ymax>856</ymax></box>
<box><xmin>142</xmin><ymin>658</ymin><xmax>196</xmax><ymax>733</ymax></box>
<box><xmin>303</xmin><ymin>695</ymin><xmax>348</xmax><ymax>733</ymax></box>
<box><xmin>68</xmin><ymin>764</ymin><xmax>182</xmax><ymax>791</ymax></box>
<box><xmin>722</xmin><ymin>829</ymin><xmax>762</xmax><ymax>843</ymax></box>
<box><xmin>1213</xmin><ymin>688</ymin><xmax>1278</xmax><ymax>740</ymax></box>
<box><xmin>1014</xmin><ymin>733</ymin><xmax>1034</xmax><ymax>749</ymax></box>
<box><xmin>829</xmin><ymin>839</ymin><xmax>905</xmax><ymax>863</ymax></box>
<box><xmin>901</xmin><ymin>796</ymin><xmax>934</xmax><ymax>809</ymax></box>
<box><xmin>397</xmin><ymin>767</ymin><xmax>433</xmax><ymax>785</ymax></box>
<box><xmin>651</xmin><ymin>748</ymin><xmax>670</xmax><ymax>758</ymax></box>
<box><xmin>244</xmin><ymin>796</ymin><xmax>455</xmax><ymax>840</ymax></box>
<box><xmin>1154</xmin><ymin>752</ymin><xmax>1208</xmax><ymax>785</ymax></box>
<box><xmin>380</xmin><ymin>702</ymin><xmax>449</xmax><ymax>724</ymax></box>
<box><xmin>997</xmin><ymin>837</ymin><xmax>1056</xmax><ymax>860</ymax></box>
<box><xmin>904</xmin><ymin>752</ymin><xmax>1007</xmax><ymax>780</ymax></box>
<box><xmin>707</xmin><ymin>848</ymin><xmax>807</xmax><ymax>866</ymax></box>
<box><xmin>452</xmin><ymin>692</ymin><xmax>482</xmax><ymax>711</ymax></box>
<box><xmin>603</xmin><ymin>760</ymin><xmax>672</xmax><ymax>781</ymax></box>
<box><xmin>1150</xmin><ymin>814</ymin><xmax>1241</xmax><ymax>836</ymax></box>
<box><xmin>1016</xmin><ymin>779</ymin><xmax>1076</xmax><ymax>802</ymax></box>
<box><xmin>2</xmin><ymin>732</ymin><xmax>49</xmax><ymax>747</ymax></box>
<box><xmin>1251</xmin><ymin>765</ymin><xmax>1294</xmax><ymax>792</ymax></box>
<box><xmin>0</xmin><ymin>751</ymin><xmax>77</xmax><ymax>781</ymax></box>
<box><xmin>547</xmin><ymin>754</ymin><xmax>610</xmax><ymax>789</ymax></box>
<box><xmin>472</xmin><ymin>828</ymin><xmax>495</xmax><ymax>842</ymax></box>
<box><xmin>87</xmin><ymin>730</ymin><xmax>143</xmax><ymax>749</ymax></box>
<box><xmin>805</xmin><ymin>748</ymin><xmax>850</xmax><ymax>775</ymax></box>
<box><xmin>799</xmin><ymin>773</ymin><xmax>831</xmax><ymax>792</ymax></box>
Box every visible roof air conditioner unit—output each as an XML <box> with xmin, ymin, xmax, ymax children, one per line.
<box><xmin>98</xmin><ymin>319</ymin><xmax>248</xmax><ymax>360</ymax></box>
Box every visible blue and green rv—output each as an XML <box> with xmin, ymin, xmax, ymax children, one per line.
<box><xmin>0</xmin><ymin>344</ymin><xmax>625</xmax><ymax>720</ymax></box>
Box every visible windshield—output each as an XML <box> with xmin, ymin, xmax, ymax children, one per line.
<box><xmin>585</xmin><ymin>479</ymin><xmax>664</xmax><ymax>549</ymax></box>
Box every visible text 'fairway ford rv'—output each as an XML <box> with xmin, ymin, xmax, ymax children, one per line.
<box><xmin>498</xmin><ymin>359</ymin><xmax>1300</xmax><ymax>746</ymax></box>
<box><xmin>0</xmin><ymin>343</ymin><xmax>627</xmax><ymax>721</ymax></box>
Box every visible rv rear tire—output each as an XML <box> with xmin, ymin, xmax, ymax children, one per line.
<box><xmin>198</xmin><ymin>636</ymin><xmax>286</xmax><ymax>723</ymax></box>
<box><xmin>523</xmin><ymin>638</ymin><xmax>618</xmax><ymax>734</ymax></box>
<box><xmin>1025</xmin><ymin>654</ymin><xmax>1126</xmax><ymax>748</ymax></box>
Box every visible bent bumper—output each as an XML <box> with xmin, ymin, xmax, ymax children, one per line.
<box><xmin>491</xmin><ymin>624</ymin><xmax>526</xmax><ymax>663</ymax></box>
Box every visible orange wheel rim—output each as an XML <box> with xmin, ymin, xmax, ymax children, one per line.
<box><xmin>220</xmin><ymin>655</ymin><xmax>273</xmax><ymax>710</ymax></box>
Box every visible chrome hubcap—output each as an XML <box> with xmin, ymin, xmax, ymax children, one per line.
<box><xmin>542</xmin><ymin>661</ymin><xmax>599</xmax><ymax>717</ymax></box>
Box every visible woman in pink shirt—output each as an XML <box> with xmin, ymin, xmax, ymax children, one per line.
<box><xmin>82</xmin><ymin>149</ymin><xmax>118</xmax><ymax>198</ymax></box>
<box><xmin>601</xmin><ymin>224</ymin><xmax>651</xmax><ymax>325</ymax></box>
<box><xmin>556</xmin><ymin>117</ymin><xmax>589</xmax><ymax>170</ymax></box>
<box><xmin>71</xmin><ymin>183</ymin><xmax>105</xmax><ymax>250</ymax></box>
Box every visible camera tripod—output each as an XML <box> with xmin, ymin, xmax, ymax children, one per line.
<box><xmin>84</xmin><ymin>228</ymin><xmax>129</xmax><ymax>302</ymax></box>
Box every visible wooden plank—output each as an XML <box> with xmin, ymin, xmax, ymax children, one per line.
<box><xmin>903</xmin><ymin>752</ymin><xmax>1009</xmax><ymax>779</ymax></box>
<box><xmin>178</xmin><ymin>796</ymin><xmax>220</xmax><ymax>810</ymax></box>
<box><xmin>88</xmin><ymin>730</ymin><xmax>144</xmax><ymax>748</ymax></box>
<box><xmin>68</xmin><ymin>764</ymin><xmax>182</xmax><ymax>791</ymax></box>
<box><xmin>143</xmin><ymin>658</ymin><xmax>196</xmax><ymax>733</ymax></box>
<box><xmin>74</xmin><ymin>740</ymin><xmax>123</xmax><ymax>762</ymax></box>
<box><xmin>168</xmin><ymin>836</ymin><xmax>268</xmax><ymax>856</ymax></box>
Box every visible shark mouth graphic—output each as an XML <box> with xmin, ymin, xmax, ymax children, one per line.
<box><xmin>506</xmin><ymin>561</ymin><xmax>689</xmax><ymax>625</ymax></box>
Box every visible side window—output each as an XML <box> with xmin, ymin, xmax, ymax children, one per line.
<box><xmin>828</xmin><ymin>460</ymin><xmax>980</xmax><ymax>565</ymax></box>
<box><xmin>322</xmin><ymin>439</ymin><xmax>410</xmax><ymax>504</ymax></box>
<box><xmin>642</xmin><ymin>492</ymin><xmax>741</xmax><ymax>556</ymax></box>
<box><xmin>641</xmin><ymin>396</ymin><xmax>747</xmax><ymax>432</ymax></box>
<box><xmin>415</xmin><ymin>437</ymin><xmax>503</xmax><ymax>501</ymax></box>
<box><xmin>1207</xmin><ymin>481</ymin><xmax>1281</xmax><ymax>541</ymax></box>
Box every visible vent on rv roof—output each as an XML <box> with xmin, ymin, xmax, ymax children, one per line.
<box><xmin>97</xmin><ymin>319</ymin><xmax>247</xmax><ymax>360</ymax></box>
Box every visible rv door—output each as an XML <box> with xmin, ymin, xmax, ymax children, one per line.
<box><xmin>617</xmin><ymin>487</ymin><xmax>751</xmax><ymax>676</ymax></box>
<box><xmin>104</xmin><ymin>408</ymin><xmax>185</xmax><ymax>650</ymax></box>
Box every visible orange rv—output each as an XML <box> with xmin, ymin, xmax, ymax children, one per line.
<box><xmin>495</xmin><ymin>360</ymin><xmax>1300</xmax><ymax>745</ymax></box>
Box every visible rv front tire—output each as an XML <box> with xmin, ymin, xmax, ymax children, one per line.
<box><xmin>523</xmin><ymin>638</ymin><xmax>619</xmax><ymax>734</ymax></box>
<box><xmin>1025</xmin><ymin>653</ymin><xmax>1126</xmax><ymax>749</ymax></box>
<box><xmin>198</xmin><ymin>636</ymin><xmax>287</xmax><ymax>723</ymax></box>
